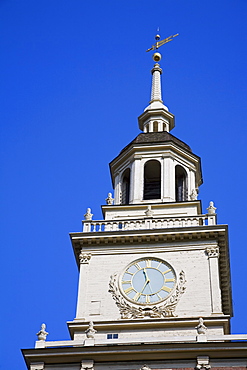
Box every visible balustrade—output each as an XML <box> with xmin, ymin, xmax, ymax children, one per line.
<box><xmin>82</xmin><ymin>214</ymin><xmax>216</xmax><ymax>232</ymax></box>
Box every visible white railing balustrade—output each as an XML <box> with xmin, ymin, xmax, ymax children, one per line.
<box><xmin>82</xmin><ymin>214</ymin><xmax>216</xmax><ymax>232</ymax></box>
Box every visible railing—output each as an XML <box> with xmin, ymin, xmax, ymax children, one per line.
<box><xmin>82</xmin><ymin>214</ymin><xmax>216</xmax><ymax>232</ymax></box>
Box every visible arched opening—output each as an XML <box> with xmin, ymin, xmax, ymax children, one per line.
<box><xmin>175</xmin><ymin>165</ymin><xmax>187</xmax><ymax>201</ymax></box>
<box><xmin>144</xmin><ymin>160</ymin><xmax>161</xmax><ymax>200</ymax></box>
<box><xmin>121</xmin><ymin>168</ymin><xmax>130</xmax><ymax>204</ymax></box>
<box><xmin>153</xmin><ymin>121</ymin><xmax>158</xmax><ymax>132</ymax></box>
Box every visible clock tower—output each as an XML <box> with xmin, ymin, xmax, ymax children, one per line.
<box><xmin>22</xmin><ymin>35</ymin><xmax>247</xmax><ymax>370</ymax></box>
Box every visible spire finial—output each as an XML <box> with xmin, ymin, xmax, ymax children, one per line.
<box><xmin>155</xmin><ymin>27</ymin><xmax>161</xmax><ymax>41</ymax></box>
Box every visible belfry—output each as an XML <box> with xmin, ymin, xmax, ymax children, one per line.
<box><xmin>22</xmin><ymin>34</ymin><xmax>247</xmax><ymax>370</ymax></box>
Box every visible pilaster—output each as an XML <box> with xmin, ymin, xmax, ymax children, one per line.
<box><xmin>76</xmin><ymin>251</ymin><xmax>92</xmax><ymax>319</ymax></box>
<box><xmin>206</xmin><ymin>246</ymin><xmax>222</xmax><ymax>314</ymax></box>
<box><xmin>114</xmin><ymin>172</ymin><xmax>121</xmax><ymax>205</ymax></box>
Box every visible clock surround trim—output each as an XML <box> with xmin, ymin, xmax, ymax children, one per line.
<box><xmin>109</xmin><ymin>269</ymin><xmax>186</xmax><ymax>319</ymax></box>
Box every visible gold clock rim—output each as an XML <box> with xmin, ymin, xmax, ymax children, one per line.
<box><xmin>119</xmin><ymin>257</ymin><xmax>177</xmax><ymax>306</ymax></box>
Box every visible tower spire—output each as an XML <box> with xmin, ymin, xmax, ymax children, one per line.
<box><xmin>147</xmin><ymin>54</ymin><xmax>168</xmax><ymax>111</ymax></box>
<box><xmin>150</xmin><ymin>63</ymin><xmax>163</xmax><ymax>104</ymax></box>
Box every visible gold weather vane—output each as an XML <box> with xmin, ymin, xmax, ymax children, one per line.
<box><xmin>146</xmin><ymin>32</ymin><xmax>179</xmax><ymax>52</ymax></box>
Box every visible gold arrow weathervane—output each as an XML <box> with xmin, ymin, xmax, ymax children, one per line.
<box><xmin>146</xmin><ymin>32</ymin><xmax>179</xmax><ymax>52</ymax></box>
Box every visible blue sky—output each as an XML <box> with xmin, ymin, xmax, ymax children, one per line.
<box><xmin>1</xmin><ymin>1</ymin><xmax>247</xmax><ymax>368</ymax></box>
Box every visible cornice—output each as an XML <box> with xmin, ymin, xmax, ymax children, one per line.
<box><xmin>70</xmin><ymin>225</ymin><xmax>227</xmax><ymax>253</ymax></box>
<box><xmin>67</xmin><ymin>315</ymin><xmax>231</xmax><ymax>336</ymax></box>
<box><xmin>22</xmin><ymin>341</ymin><xmax>247</xmax><ymax>367</ymax></box>
<box><xmin>110</xmin><ymin>140</ymin><xmax>201</xmax><ymax>174</ymax></box>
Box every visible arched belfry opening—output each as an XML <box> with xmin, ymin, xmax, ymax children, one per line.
<box><xmin>143</xmin><ymin>160</ymin><xmax>161</xmax><ymax>200</ymax></box>
<box><xmin>153</xmin><ymin>121</ymin><xmax>158</xmax><ymax>132</ymax></box>
<box><xmin>175</xmin><ymin>165</ymin><xmax>187</xmax><ymax>202</ymax></box>
<box><xmin>121</xmin><ymin>168</ymin><xmax>130</xmax><ymax>204</ymax></box>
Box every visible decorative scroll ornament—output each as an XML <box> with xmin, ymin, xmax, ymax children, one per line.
<box><xmin>140</xmin><ymin>365</ymin><xmax>151</xmax><ymax>370</ymax></box>
<box><xmin>80</xmin><ymin>360</ymin><xmax>94</xmax><ymax>370</ymax></box>
<box><xmin>145</xmin><ymin>205</ymin><xmax>153</xmax><ymax>217</ymax></box>
<box><xmin>196</xmin><ymin>356</ymin><xmax>211</xmax><ymax>370</ymax></box>
<box><xmin>79</xmin><ymin>252</ymin><xmax>92</xmax><ymax>264</ymax></box>
<box><xmin>206</xmin><ymin>246</ymin><xmax>219</xmax><ymax>258</ymax></box>
<box><xmin>30</xmin><ymin>363</ymin><xmax>45</xmax><ymax>370</ymax></box>
<box><xmin>109</xmin><ymin>271</ymin><xmax>186</xmax><ymax>319</ymax></box>
<box><xmin>195</xmin><ymin>317</ymin><xmax>207</xmax><ymax>335</ymax></box>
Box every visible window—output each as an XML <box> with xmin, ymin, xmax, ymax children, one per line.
<box><xmin>175</xmin><ymin>165</ymin><xmax>187</xmax><ymax>201</ymax></box>
<box><xmin>143</xmin><ymin>160</ymin><xmax>161</xmax><ymax>200</ymax></box>
<box><xmin>121</xmin><ymin>168</ymin><xmax>130</xmax><ymax>204</ymax></box>
<box><xmin>107</xmin><ymin>334</ymin><xmax>118</xmax><ymax>339</ymax></box>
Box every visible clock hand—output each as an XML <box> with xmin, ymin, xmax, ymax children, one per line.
<box><xmin>143</xmin><ymin>268</ymin><xmax>154</xmax><ymax>294</ymax></box>
<box><xmin>140</xmin><ymin>277</ymin><xmax>150</xmax><ymax>294</ymax></box>
<box><xmin>143</xmin><ymin>268</ymin><xmax>148</xmax><ymax>281</ymax></box>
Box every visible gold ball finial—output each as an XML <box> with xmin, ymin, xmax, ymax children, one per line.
<box><xmin>153</xmin><ymin>52</ymin><xmax>162</xmax><ymax>62</ymax></box>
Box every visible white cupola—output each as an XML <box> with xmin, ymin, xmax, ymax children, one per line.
<box><xmin>109</xmin><ymin>131</ymin><xmax>202</xmax><ymax>207</ymax></box>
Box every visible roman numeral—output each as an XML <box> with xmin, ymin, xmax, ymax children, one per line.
<box><xmin>161</xmin><ymin>286</ymin><xmax>172</xmax><ymax>293</ymax></box>
<box><xmin>162</xmin><ymin>269</ymin><xmax>172</xmax><ymax>275</ymax></box>
<box><xmin>124</xmin><ymin>287</ymin><xmax>134</xmax><ymax>294</ymax></box>
<box><xmin>165</xmin><ymin>278</ymin><xmax>175</xmax><ymax>282</ymax></box>
<box><xmin>146</xmin><ymin>295</ymin><xmax>150</xmax><ymax>303</ymax></box>
<box><xmin>134</xmin><ymin>263</ymin><xmax>141</xmax><ymax>270</ymax></box>
<box><xmin>146</xmin><ymin>259</ymin><xmax>151</xmax><ymax>267</ymax></box>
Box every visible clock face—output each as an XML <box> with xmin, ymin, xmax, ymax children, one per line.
<box><xmin>120</xmin><ymin>257</ymin><xmax>176</xmax><ymax>305</ymax></box>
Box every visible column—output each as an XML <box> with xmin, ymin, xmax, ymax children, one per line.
<box><xmin>114</xmin><ymin>172</ymin><xmax>120</xmax><ymax>205</ymax></box>
<box><xmin>188</xmin><ymin>170</ymin><xmax>196</xmax><ymax>201</ymax></box>
<box><xmin>158</xmin><ymin>120</ymin><xmax>163</xmax><ymax>132</ymax></box>
<box><xmin>206</xmin><ymin>245</ymin><xmax>222</xmax><ymax>314</ymax></box>
<box><xmin>130</xmin><ymin>156</ymin><xmax>143</xmax><ymax>203</ymax></box>
<box><xmin>162</xmin><ymin>156</ymin><xmax>175</xmax><ymax>202</ymax></box>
